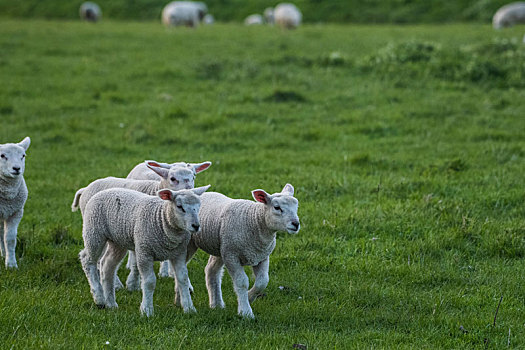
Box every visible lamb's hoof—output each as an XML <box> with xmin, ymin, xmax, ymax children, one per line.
<box><xmin>140</xmin><ymin>304</ymin><xmax>154</xmax><ymax>317</ymax></box>
<box><xmin>210</xmin><ymin>301</ymin><xmax>225</xmax><ymax>309</ymax></box>
<box><xmin>5</xmin><ymin>261</ymin><xmax>18</xmax><ymax>269</ymax></box>
<box><xmin>183</xmin><ymin>305</ymin><xmax>197</xmax><ymax>314</ymax></box>
<box><xmin>106</xmin><ymin>302</ymin><xmax>118</xmax><ymax>309</ymax></box>
<box><xmin>239</xmin><ymin>311</ymin><xmax>255</xmax><ymax>319</ymax></box>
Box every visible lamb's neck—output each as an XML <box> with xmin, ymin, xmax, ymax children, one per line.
<box><xmin>249</xmin><ymin>204</ymin><xmax>276</xmax><ymax>246</ymax></box>
<box><xmin>0</xmin><ymin>175</ymin><xmax>23</xmax><ymax>199</ymax></box>
<box><xmin>161</xmin><ymin>202</ymin><xmax>183</xmax><ymax>239</ymax></box>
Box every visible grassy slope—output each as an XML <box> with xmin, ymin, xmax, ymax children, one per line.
<box><xmin>0</xmin><ymin>20</ymin><xmax>525</xmax><ymax>348</ymax></box>
<box><xmin>0</xmin><ymin>0</ymin><xmax>515</xmax><ymax>23</ymax></box>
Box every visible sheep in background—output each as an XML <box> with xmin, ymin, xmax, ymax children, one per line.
<box><xmin>162</xmin><ymin>1</ymin><xmax>208</xmax><ymax>27</ymax></box>
<box><xmin>79</xmin><ymin>2</ymin><xmax>102</xmax><ymax>22</ymax></box>
<box><xmin>126</xmin><ymin>160</ymin><xmax>211</xmax><ymax>281</ymax></box>
<box><xmin>203</xmin><ymin>14</ymin><xmax>215</xmax><ymax>25</ymax></box>
<box><xmin>493</xmin><ymin>2</ymin><xmax>525</xmax><ymax>29</ymax></box>
<box><xmin>186</xmin><ymin>184</ymin><xmax>300</xmax><ymax>319</ymax></box>
<box><xmin>79</xmin><ymin>186</ymin><xmax>209</xmax><ymax>316</ymax></box>
<box><xmin>0</xmin><ymin>137</ymin><xmax>30</xmax><ymax>269</ymax></box>
<box><xmin>264</xmin><ymin>7</ymin><xmax>275</xmax><ymax>25</ymax></box>
<box><xmin>274</xmin><ymin>3</ymin><xmax>302</xmax><ymax>29</ymax></box>
<box><xmin>244</xmin><ymin>14</ymin><xmax>264</xmax><ymax>26</ymax></box>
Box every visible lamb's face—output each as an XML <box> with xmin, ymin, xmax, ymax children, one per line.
<box><xmin>252</xmin><ymin>184</ymin><xmax>300</xmax><ymax>234</ymax></box>
<box><xmin>0</xmin><ymin>142</ymin><xmax>28</xmax><ymax>179</ymax></box>
<box><xmin>173</xmin><ymin>192</ymin><xmax>202</xmax><ymax>233</ymax></box>
<box><xmin>168</xmin><ymin>167</ymin><xmax>195</xmax><ymax>190</ymax></box>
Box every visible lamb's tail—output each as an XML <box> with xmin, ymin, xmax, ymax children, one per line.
<box><xmin>71</xmin><ymin>188</ymin><xmax>85</xmax><ymax>212</ymax></box>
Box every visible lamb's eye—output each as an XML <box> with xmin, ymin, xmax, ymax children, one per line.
<box><xmin>171</xmin><ymin>177</ymin><xmax>176</xmax><ymax>182</ymax></box>
<box><xmin>21</xmin><ymin>154</ymin><xmax>25</xmax><ymax>159</ymax></box>
<box><xmin>0</xmin><ymin>154</ymin><xmax>6</xmax><ymax>160</ymax></box>
<box><xmin>274</xmin><ymin>206</ymin><xmax>282</xmax><ymax>212</ymax></box>
<box><xmin>177</xmin><ymin>205</ymin><xmax>185</xmax><ymax>213</ymax></box>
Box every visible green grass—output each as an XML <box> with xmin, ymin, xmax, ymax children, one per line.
<box><xmin>1</xmin><ymin>19</ymin><xmax>525</xmax><ymax>348</ymax></box>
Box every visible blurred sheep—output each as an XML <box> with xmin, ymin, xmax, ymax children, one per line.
<box><xmin>492</xmin><ymin>2</ymin><xmax>525</xmax><ymax>29</ymax></box>
<box><xmin>244</xmin><ymin>14</ymin><xmax>264</xmax><ymax>26</ymax></box>
<box><xmin>203</xmin><ymin>14</ymin><xmax>215</xmax><ymax>25</ymax></box>
<box><xmin>264</xmin><ymin>7</ymin><xmax>275</xmax><ymax>25</ymax></box>
<box><xmin>162</xmin><ymin>1</ymin><xmax>208</xmax><ymax>27</ymax></box>
<box><xmin>79</xmin><ymin>2</ymin><xmax>102</xmax><ymax>22</ymax></box>
<box><xmin>274</xmin><ymin>3</ymin><xmax>302</xmax><ymax>29</ymax></box>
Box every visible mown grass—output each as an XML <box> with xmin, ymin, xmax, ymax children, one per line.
<box><xmin>1</xmin><ymin>19</ymin><xmax>525</xmax><ymax>348</ymax></box>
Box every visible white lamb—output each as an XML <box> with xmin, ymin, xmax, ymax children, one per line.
<box><xmin>244</xmin><ymin>14</ymin><xmax>264</xmax><ymax>26</ymax></box>
<box><xmin>79</xmin><ymin>185</ymin><xmax>209</xmax><ymax>316</ymax></box>
<box><xmin>493</xmin><ymin>2</ymin><xmax>525</xmax><ymax>29</ymax></box>
<box><xmin>79</xmin><ymin>2</ymin><xmax>102</xmax><ymax>22</ymax></box>
<box><xmin>186</xmin><ymin>184</ymin><xmax>300</xmax><ymax>319</ymax></box>
<box><xmin>0</xmin><ymin>137</ymin><xmax>30</xmax><ymax>269</ymax></box>
<box><xmin>264</xmin><ymin>7</ymin><xmax>275</xmax><ymax>24</ymax></box>
<box><xmin>126</xmin><ymin>160</ymin><xmax>211</xmax><ymax>281</ymax></box>
<box><xmin>274</xmin><ymin>3</ymin><xmax>302</xmax><ymax>29</ymax></box>
<box><xmin>161</xmin><ymin>1</ymin><xmax>208</xmax><ymax>27</ymax></box>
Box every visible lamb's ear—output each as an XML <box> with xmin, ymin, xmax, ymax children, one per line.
<box><xmin>157</xmin><ymin>189</ymin><xmax>174</xmax><ymax>201</ymax></box>
<box><xmin>192</xmin><ymin>184</ymin><xmax>211</xmax><ymax>196</ymax></box>
<box><xmin>18</xmin><ymin>137</ymin><xmax>30</xmax><ymax>151</ymax></box>
<box><xmin>191</xmin><ymin>161</ymin><xmax>212</xmax><ymax>174</ymax></box>
<box><xmin>146</xmin><ymin>161</ymin><xmax>169</xmax><ymax>179</ymax></box>
<box><xmin>252</xmin><ymin>189</ymin><xmax>270</xmax><ymax>204</ymax></box>
<box><xmin>145</xmin><ymin>160</ymin><xmax>171</xmax><ymax>169</ymax></box>
<box><xmin>281</xmin><ymin>183</ymin><xmax>294</xmax><ymax>196</ymax></box>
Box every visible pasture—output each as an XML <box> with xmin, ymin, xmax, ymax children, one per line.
<box><xmin>1</xmin><ymin>19</ymin><xmax>525</xmax><ymax>348</ymax></box>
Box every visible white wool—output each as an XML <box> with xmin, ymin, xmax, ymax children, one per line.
<box><xmin>244</xmin><ymin>14</ymin><xmax>264</xmax><ymax>26</ymax></box>
<box><xmin>274</xmin><ymin>3</ymin><xmax>302</xmax><ymax>29</ymax></box>
<box><xmin>493</xmin><ymin>2</ymin><xmax>525</xmax><ymax>29</ymax></box>
<box><xmin>79</xmin><ymin>186</ymin><xmax>209</xmax><ymax>316</ymax></box>
<box><xmin>161</xmin><ymin>1</ymin><xmax>208</xmax><ymax>27</ymax></box>
<box><xmin>79</xmin><ymin>2</ymin><xmax>102</xmax><ymax>22</ymax></box>
<box><xmin>0</xmin><ymin>137</ymin><xmax>30</xmax><ymax>269</ymax></box>
<box><xmin>187</xmin><ymin>184</ymin><xmax>300</xmax><ymax>318</ymax></box>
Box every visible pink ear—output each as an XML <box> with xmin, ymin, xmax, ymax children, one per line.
<box><xmin>252</xmin><ymin>190</ymin><xmax>269</xmax><ymax>204</ymax></box>
<box><xmin>194</xmin><ymin>161</ymin><xmax>212</xmax><ymax>174</ymax></box>
<box><xmin>147</xmin><ymin>161</ymin><xmax>161</xmax><ymax>168</ymax></box>
<box><xmin>158</xmin><ymin>190</ymin><xmax>173</xmax><ymax>201</ymax></box>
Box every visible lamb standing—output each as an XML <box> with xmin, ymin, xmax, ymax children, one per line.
<box><xmin>161</xmin><ymin>1</ymin><xmax>208</xmax><ymax>27</ymax></box>
<box><xmin>186</xmin><ymin>184</ymin><xmax>300</xmax><ymax>318</ymax></box>
<box><xmin>274</xmin><ymin>3</ymin><xmax>302</xmax><ymax>29</ymax></box>
<box><xmin>79</xmin><ymin>185</ymin><xmax>209</xmax><ymax>316</ymax></box>
<box><xmin>79</xmin><ymin>2</ymin><xmax>102</xmax><ymax>22</ymax></box>
<box><xmin>493</xmin><ymin>2</ymin><xmax>525</xmax><ymax>29</ymax></box>
<box><xmin>126</xmin><ymin>160</ymin><xmax>211</xmax><ymax>281</ymax></box>
<box><xmin>0</xmin><ymin>137</ymin><xmax>30</xmax><ymax>269</ymax></box>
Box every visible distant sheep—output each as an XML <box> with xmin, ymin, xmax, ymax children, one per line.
<box><xmin>186</xmin><ymin>184</ymin><xmax>300</xmax><ymax>318</ymax></box>
<box><xmin>79</xmin><ymin>186</ymin><xmax>209</xmax><ymax>316</ymax></box>
<box><xmin>162</xmin><ymin>1</ymin><xmax>208</xmax><ymax>27</ymax></box>
<box><xmin>79</xmin><ymin>2</ymin><xmax>102</xmax><ymax>22</ymax></box>
<box><xmin>244</xmin><ymin>14</ymin><xmax>264</xmax><ymax>26</ymax></box>
<box><xmin>274</xmin><ymin>3</ymin><xmax>302</xmax><ymax>29</ymax></box>
<box><xmin>264</xmin><ymin>7</ymin><xmax>275</xmax><ymax>24</ymax></box>
<box><xmin>0</xmin><ymin>137</ymin><xmax>30</xmax><ymax>269</ymax></box>
<box><xmin>493</xmin><ymin>2</ymin><xmax>525</xmax><ymax>29</ymax></box>
<box><xmin>203</xmin><ymin>14</ymin><xmax>215</xmax><ymax>25</ymax></box>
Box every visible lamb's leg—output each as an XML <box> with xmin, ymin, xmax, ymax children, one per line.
<box><xmin>137</xmin><ymin>254</ymin><xmax>156</xmax><ymax>317</ymax></box>
<box><xmin>100</xmin><ymin>242</ymin><xmax>127</xmax><ymax>309</ymax></box>
<box><xmin>99</xmin><ymin>243</ymin><xmax>125</xmax><ymax>290</ymax></box>
<box><xmin>248</xmin><ymin>257</ymin><xmax>270</xmax><ymax>303</ymax></box>
<box><xmin>79</xmin><ymin>228</ymin><xmax>107</xmax><ymax>307</ymax></box>
<box><xmin>170</xmin><ymin>254</ymin><xmax>196</xmax><ymax>313</ymax></box>
<box><xmin>204</xmin><ymin>255</ymin><xmax>225</xmax><ymax>309</ymax></box>
<box><xmin>224</xmin><ymin>256</ymin><xmax>254</xmax><ymax>318</ymax></box>
<box><xmin>0</xmin><ymin>221</ymin><xmax>5</xmax><ymax>258</ymax></box>
<box><xmin>126</xmin><ymin>251</ymin><xmax>141</xmax><ymax>291</ymax></box>
<box><xmin>4</xmin><ymin>210</ymin><xmax>23</xmax><ymax>269</ymax></box>
<box><xmin>183</xmin><ymin>239</ymin><xmax>199</xmax><ymax>294</ymax></box>
<box><xmin>158</xmin><ymin>260</ymin><xmax>170</xmax><ymax>278</ymax></box>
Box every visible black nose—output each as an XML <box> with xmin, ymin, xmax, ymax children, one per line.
<box><xmin>292</xmin><ymin>221</ymin><xmax>299</xmax><ymax>230</ymax></box>
<box><xmin>192</xmin><ymin>224</ymin><xmax>200</xmax><ymax>231</ymax></box>
<box><xmin>12</xmin><ymin>167</ymin><xmax>20</xmax><ymax>172</ymax></box>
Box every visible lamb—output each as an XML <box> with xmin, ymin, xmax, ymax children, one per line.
<box><xmin>126</xmin><ymin>160</ymin><xmax>211</xmax><ymax>281</ymax></box>
<box><xmin>161</xmin><ymin>1</ymin><xmax>208</xmax><ymax>27</ymax></box>
<box><xmin>274</xmin><ymin>3</ymin><xmax>302</xmax><ymax>29</ymax></box>
<box><xmin>79</xmin><ymin>2</ymin><xmax>102</xmax><ymax>22</ymax></box>
<box><xmin>493</xmin><ymin>2</ymin><xmax>525</xmax><ymax>29</ymax></box>
<box><xmin>0</xmin><ymin>137</ymin><xmax>30</xmax><ymax>269</ymax></box>
<box><xmin>244</xmin><ymin>14</ymin><xmax>264</xmax><ymax>26</ymax></box>
<box><xmin>264</xmin><ymin>7</ymin><xmax>275</xmax><ymax>25</ymax></box>
<box><xmin>79</xmin><ymin>185</ymin><xmax>209</xmax><ymax>316</ymax></box>
<box><xmin>186</xmin><ymin>184</ymin><xmax>300</xmax><ymax>319</ymax></box>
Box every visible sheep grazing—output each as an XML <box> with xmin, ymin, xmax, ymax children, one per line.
<box><xmin>493</xmin><ymin>2</ymin><xmax>525</xmax><ymax>29</ymax></box>
<box><xmin>79</xmin><ymin>2</ymin><xmax>102</xmax><ymax>22</ymax></box>
<box><xmin>0</xmin><ymin>137</ymin><xmax>30</xmax><ymax>269</ymax></box>
<box><xmin>79</xmin><ymin>185</ymin><xmax>209</xmax><ymax>316</ymax></box>
<box><xmin>274</xmin><ymin>3</ymin><xmax>302</xmax><ymax>29</ymax></box>
<box><xmin>186</xmin><ymin>184</ymin><xmax>300</xmax><ymax>319</ymax></box>
<box><xmin>244</xmin><ymin>14</ymin><xmax>264</xmax><ymax>26</ymax></box>
<box><xmin>161</xmin><ymin>1</ymin><xmax>208</xmax><ymax>27</ymax></box>
<box><xmin>126</xmin><ymin>160</ymin><xmax>211</xmax><ymax>281</ymax></box>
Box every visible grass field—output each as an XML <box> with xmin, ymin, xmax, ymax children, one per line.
<box><xmin>1</xmin><ymin>19</ymin><xmax>525</xmax><ymax>348</ymax></box>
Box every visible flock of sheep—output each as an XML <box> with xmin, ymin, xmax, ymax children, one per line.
<box><xmin>0</xmin><ymin>137</ymin><xmax>300</xmax><ymax>319</ymax></box>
